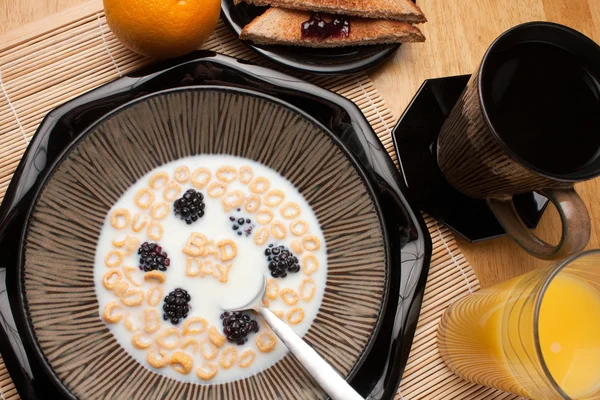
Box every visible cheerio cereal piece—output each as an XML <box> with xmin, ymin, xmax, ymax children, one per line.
<box><xmin>163</xmin><ymin>181</ymin><xmax>182</xmax><ymax>202</ymax></box>
<box><xmin>186</xmin><ymin>257</ymin><xmax>201</xmax><ymax>277</ymax></box>
<box><xmin>199</xmin><ymin>339</ymin><xmax>219</xmax><ymax>360</ymax></box>
<box><xmin>207</xmin><ymin>182</ymin><xmax>227</xmax><ymax>198</ymax></box>
<box><xmin>256</xmin><ymin>208</ymin><xmax>274</xmax><ymax>225</ymax></box>
<box><xmin>170</xmin><ymin>351</ymin><xmax>193</xmax><ymax>375</ymax></box>
<box><xmin>156</xmin><ymin>327</ymin><xmax>181</xmax><ymax>350</ymax></box>
<box><xmin>217</xmin><ymin>239</ymin><xmax>237</xmax><ymax>262</ymax></box>
<box><xmin>147</xmin><ymin>286</ymin><xmax>163</xmax><ymax>306</ymax></box>
<box><xmin>105</xmin><ymin>250</ymin><xmax>123</xmax><ymax>268</ymax></box>
<box><xmin>208</xmin><ymin>326</ymin><xmax>226</xmax><ymax>348</ymax></box>
<box><xmin>254</xmin><ymin>227</ymin><xmax>269</xmax><ymax>246</ymax></box>
<box><xmin>273</xmin><ymin>310</ymin><xmax>285</xmax><ymax>319</ymax></box>
<box><xmin>245</xmin><ymin>194</ymin><xmax>261</xmax><ymax>213</ymax></box>
<box><xmin>299</xmin><ymin>278</ymin><xmax>316</xmax><ymax>302</ymax></box>
<box><xmin>216</xmin><ymin>166</ymin><xmax>237</xmax><ymax>183</ymax></box>
<box><xmin>123</xmin><ymin>236</ymin><xmax>141</xmax><ymax>256</ymax></box>
<box><xmin>250</xmin><ymin>177</ymin><xmax>270</xmax><ymax>194</ymax></box>
<box><xmin>302</xmin><ymin>235</ymin><xmax>321</xmax><ymax>252</ymax></box>
<box><xmin>174</xmin><ymin>166</ymin><xmax>190</xmax><ymax>183</ymax></box>
<box><xmin>222</xmin><ymin>190</ymin><xmax>245</xmax><ymax>212</ymax></box>
<box><xmin>204</xmin><ymin>240</ymin><xmax>219</xmax><ymax>258</ymax></box>
<box><xmin>266</xmin><ymin>279</ymin><xmax>279</xmax><ymax>300</ymax></box>
<box><xmin>280</xmin><ymin>288</ymin><xmax>299</xmax><ymax>306</ymax></box>
<box><xmin>219</xmin><ymin>346</ymin><xmax>237</xmax><ymax>369</ymax></box>
<box><xmin>149</xmin><ymin>172</ymin><xmax>169</xmax><ymax>190</ymax></box>
<box><xmin>124</xmin><ymin>313</ymin><xmax>139</xmax><ymax>332</ymax></box>
<box><xmin>102</xmin><ymin>302</ymin><xmax>122</xmax><ymax>323</ymax></box>
<box><xmin>132</xmin><ymin>333</ymin><xmax>153</xmax><ymax>349</ymax></box>
<box><xmin>110</xmin><ymin>208</ymin><xmax>131</xmax><ymax>229</ymax></box>
<box><xmin>121</xmin><ymin>287</ymin><xmax>144</xmax><ymax>307</ymax></box>
<box><xmin>181</xmin><ymin>338</ymin><xmax>198</xmax><ymax>353</ymax></box>
<box><xmin>238</xmin><ymin>349</ymin><xmax>256</xmax><ymax>368</ymax></box>
<box><xmin>150</xmin><ymin>202</ymin><xmax>169</xmax><ymax>220</ymax></box>
<box><xmin>302</xmin><ymin>254</ymin><xmax>319</xmax><ymax>275</ymax></box>
<box><xmin>143</xmin><ymin>270</ymin><xmax>166</xmax><ymax>284</ymax></box>
<box><xmin>113</xmin><ymin>281</ymin><xmax>129</xmax><ymax>298</ymax></box>
<box><xmin>290</xmin><ymin>240</ymin><xmax>304</xmax><ymax>255</ymax></box>
<box><xmin>200</xmin><ymin>261</ymin><xmax>222</xmax><ymax>283</ymax></box>
<box><xmin>264</xmin><ymin>190</ymin><xmax>285</xmax><ymax>207</ymax></box>
<box><xmin>132</xmin><ymin>213</ymin><xmax>149</xmax><ymax>232</ymax></box>
<box><xmin>239</xmin><ymin>166</ymin><xmax>253</xmax><ymax>184</ymax></box>
<box><xmin>135</xmin><ymin>188</ymin><xmax>154</xmax><ymax>209</ymax></box>
<box><xmin>255</xmin><ymin>331</ymin><xmax>277</xmax><ymax>353</ymax></box>
<box><xmin>123</xmin><ymin>266</ymin><xmax>142</xmax><ymax>286</ymax></box>
<box><xmin>112</xmin><ymin>235</ymin><xmax>127</xmax><ymax>247</ymax></box>
<box><xmin>280</xmin><ymin>202</ymin><xmax>301</xmax><ymax>219</ymax></box>
<box><xmin>215</xmin><ymin>263</ymin><xmax>232</xmax><ymax>283</ymax></box>
<box><xmin>147</xmin><ymin>221</ymin><xmax>163</xmax><ymax>241</ymax></box>
<box><xmin>147</xmin><ymin>347</ymin><xmax>169</xmax><ymax>368</ymax></box>
<box><xmin>199</xmin><ymin>259</ymin><xmax>218</xmax><ymax>280</ymax></box>
<box><xmin>183</xmin><ymin>232</ymin><xmax>207</xmax><ymax>256</ymax></box>
<box><xmin>270</xmin><ymin>221</ymin><xmax>287</xmax><ymax>240</ymax></box>
<box><xmin>191</xmin><ymin>168</ymin><xmax>211</xmax><ymax>189</ymax></box>
<box><xmin>182</xmin><ymin>317</ymin><xmax>208</xmax><ymax>335</ymax></box>
<box><xmin>287</xmin><ymin>307</ymin><xmax>305</xmax><ymax>325</ymax></box>
<box><xmin>262</xmin><ymin>298</ymin><xmax>270</xmax><ymax>307</ymax></box>
<box><xmin>290</xmin><ymin>220</ymin><xmax>308</xmax><ymax>236</ymax></box>
<box><xmin>144</xmin><ymin>308</ymin><xmax>160</xmax><ymax>334</ymax></box>
<box><xmin>102</xmin><ymin>270</ymin><xmax>122</xmax><ymax>290</ymax></box>
<box><xmin>196</xmin><ymin>363</ymin><xmax>218</xmax><ymax>381</ymax></box>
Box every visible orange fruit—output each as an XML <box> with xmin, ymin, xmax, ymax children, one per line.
<box><xmin>103</xmin><ymin>0</ymin><xmax>220</xmax><ymax>59</ymax></box>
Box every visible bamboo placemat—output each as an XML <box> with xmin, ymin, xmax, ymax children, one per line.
<box><xmin>0</xmin><ymin>2</ymin><xmax>518</xmax><ymax>399</ymax></box>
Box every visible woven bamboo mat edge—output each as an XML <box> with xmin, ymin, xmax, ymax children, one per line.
<box><xmin>0</xmin><ymin>2</ymin><xmax>516</xmax><ymax>399</ymax></box>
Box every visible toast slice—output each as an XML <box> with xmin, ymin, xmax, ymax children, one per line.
<box><xmin>240</xmin><ymin>8</ymin><xmax>425</xmax><ymax>48</ymax></box>
<box><xmin>234</xmin><ymin>0</ymin><xmax>427</xmax><ymax>23</ymax></box>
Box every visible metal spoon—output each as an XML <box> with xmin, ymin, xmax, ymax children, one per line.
<box><xmin>224</xmin><ymin>275</ymin><xmax>364</xmax><ymax>400</ymax></box>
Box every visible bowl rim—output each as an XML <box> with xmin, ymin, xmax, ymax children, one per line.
<box><xmin>17</xmin><ymin>85</ymin><xmax>391</xmax><ymax>399</ymax></box>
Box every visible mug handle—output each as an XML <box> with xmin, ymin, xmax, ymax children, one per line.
<box><xmin>487</xmin><ymin>188</ymin><xmax>590</xmax><ymax>260</ymax></box>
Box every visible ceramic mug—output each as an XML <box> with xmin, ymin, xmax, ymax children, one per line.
<box><xmin>437</xmin><ymin>22</ymin><xmax>600</xmax><ymax>260</ymax></box>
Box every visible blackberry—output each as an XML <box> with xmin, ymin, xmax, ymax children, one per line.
<box><xmin>138</xmin><ymin>242</ymin><xmax>170</xmax><ymax>272</ymax></box>
<box><xmin>265</xmin><ymin>244</ymin><xmax>300</xmax><ymax>278</ymax></box>
<box><xmin>173</xmin><ymin>189</ymin><xmax>205</xmax><ymax>225</ymax></box>
<box><xmin>162</xmin><ymin>288</ymin><xmax>191</xmax><ymax>325</ymax></box>
<box><xmin>229</xmin><ymin>213</ymin><xmax>254</xmax><ymax>237</ymax></box>
<box><xmin>220</xmin><ymin>311</ymin><xmax>259</xmax><ymax>345</ymax></box>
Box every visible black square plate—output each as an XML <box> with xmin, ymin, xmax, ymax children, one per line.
<box><xmin>391</xmin><ymin>75</ymin><xmax>549</xmax><ymax>242</ymax></box>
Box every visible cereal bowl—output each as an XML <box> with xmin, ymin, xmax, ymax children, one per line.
<box><xmin>19</xmin><ymin>86</ymin><xmax>389</xmax><ymax>399</ymax></box>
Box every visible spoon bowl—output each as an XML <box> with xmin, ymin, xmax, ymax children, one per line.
<box><xmin>222</xmin><ymin>274</ymin><xmax>364</xmax><ymax>400</ymax></box>
<box><xmin>224</xmin><ymin>275</ymin><xmax>268</xmax><ymax>313</ymax></box>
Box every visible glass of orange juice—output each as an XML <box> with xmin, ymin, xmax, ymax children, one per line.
<box><xmin>437</xmin><ymin>250</ymin><xmax>600</xmax><ymax>399</ymax></box>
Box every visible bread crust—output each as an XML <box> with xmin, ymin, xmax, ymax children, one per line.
<box><xmin>235</xmin><ymin>0</ymin><xmax>427</xmax><ymax>23</ymax></box>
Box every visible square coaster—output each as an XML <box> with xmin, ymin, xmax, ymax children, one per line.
<box><xmin>392</xmin><ymin>75</ymin><xmax>548</xmax><ymax>242</ymax></box>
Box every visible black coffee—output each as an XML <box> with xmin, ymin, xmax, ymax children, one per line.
<box><xmin>483</xmin><ymin>42</ymin><xmax>600</xmax><ymax>175</ymax></box>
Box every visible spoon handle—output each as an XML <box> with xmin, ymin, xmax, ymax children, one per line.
<box><xmin>258</xmin><ymin>306</ymin><xmax>364</xmax><ymax>400</ymax></box>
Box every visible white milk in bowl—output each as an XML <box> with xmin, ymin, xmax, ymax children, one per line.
<box><xmin>94</xmin><ymin>155</ymin><xmax>327</xmax><ymax>384</ymax></box>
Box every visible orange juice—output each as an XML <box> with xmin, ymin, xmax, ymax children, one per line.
<box><xmin>437</xmin><ymin>278</ymin><xmax>531</xmax><ymax>396</ymax></box>
<box><xmin>538</xmin><ymin>273</ymin><xmax>600</xmax><ymax>398</ymax></box>
<box><xmin>437</xmin><ymin>252</ymin><xmax>600</xmax><ymax>400</ymax></box>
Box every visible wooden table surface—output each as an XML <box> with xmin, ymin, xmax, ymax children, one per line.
<box><xmin>2</xmin><ymin>0</ymin><xmax>599</xmax><ymax>288</ymax></box>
